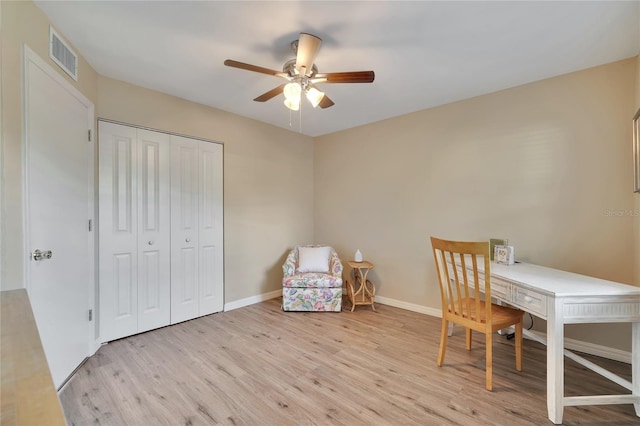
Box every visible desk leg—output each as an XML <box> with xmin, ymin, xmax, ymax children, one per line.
<box><xmin>547</xmin><ymin>298</ymin><xmax>564</xmax><ymax>424</ymax></box>
<box><xmin>633</xmin><ymin>322</ymin><xmax>640</xmax><ymax>416</ymax></box>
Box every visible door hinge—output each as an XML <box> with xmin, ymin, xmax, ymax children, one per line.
<box><xmin>88</xmin><ymin>219</ymin><xmax>92</xmax><ymax>231</ymax></box>
<box><xmin>88</xmin><ymin>129</ymin><xmax>92</xmax><ymax>142</ymax></box>
<box><xmin>89</xmin><ymin>309</ymin><xmax>93</xmax><ymax>321</ymax></box>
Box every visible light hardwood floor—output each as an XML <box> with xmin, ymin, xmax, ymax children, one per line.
<box><xmin>60</xmin><ymin>298</ymin><xmax>639</xmax><ymax>425</ymax></box>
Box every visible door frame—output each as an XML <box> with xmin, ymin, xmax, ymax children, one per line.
<box><xmin>22</xmin><ymin>45</ymin><xmax>98</xmax><ymax>355</ymax></box>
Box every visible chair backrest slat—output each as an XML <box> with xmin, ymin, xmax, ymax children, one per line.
<box><xmin>448</xmin><ymin>251</ymin><xmax>464</xmax><ymax>317</ymax></box>
<box><xmin>459</xmin><ymin>253</ymin><xmax>471</xmax><ymax>319</ymax></box>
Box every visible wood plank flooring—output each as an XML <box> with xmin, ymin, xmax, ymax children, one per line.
<box><xmin>60</xmin><ymin>299</ymin><xmax>639</xmax><ymax>425</ymax></box>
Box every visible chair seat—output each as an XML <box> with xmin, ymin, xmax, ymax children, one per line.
<box><xmin>283</xmin><ymin>273</ymin><xmax>343</xmax><ymax>289</ymax></box>
<box><xmin>448</xmin><ymin>298</ymin><xmax>523</xmax><ymax>328</ymax></box>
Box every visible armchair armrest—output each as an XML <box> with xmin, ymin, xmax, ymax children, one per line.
<box><xmin>330</xmin><ymin>252</ymin><xmax>343</xmax><ymax>277</ymax></box>
<box><xmin>282</xmin><ymin>248</ymin><xmax>298</xmax><ymax>277</ymax></box>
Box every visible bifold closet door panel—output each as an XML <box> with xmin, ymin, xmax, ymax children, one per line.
<box><xmin>99</xmin><ymin>122</ymin><xmax>171</xmax><ymax>342</ymax></box>
<box><xmin>99</xmin><ymin>122</ymin><xmax>139</xmax><ymax>342</ymax></box>
<box><xmin>199</xmin><ymin>142</ymin><xmax>224</xmax><ymax>316</ymax></box>
<box><xmin>170</xmin><ymin>136</ymin><xmax>200</xmax><ymax>324</ymax></box>
<box><xmin>171</xmin><ymin>136</ymin><xmax>224</xmax><ymax>322</ymax></box>
<box><xmin>136</xmin><ymin>129</ymin><xmax>171</xmax><ymax>333</ymax></box>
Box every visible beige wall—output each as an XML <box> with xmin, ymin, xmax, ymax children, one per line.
<box><xmin>97</xmin><ymin>77</ymin><xmax>314</xmax><ymax>302</ymax></box>
<box><xmin>315</xmin><ymin>58</ymin><xmax>636</xmax><ymax>350</ymax></box>
<box><xmin>0</xmin><ymin>0</ymin><xmax>99</xmax><ymax>290</ymax></box>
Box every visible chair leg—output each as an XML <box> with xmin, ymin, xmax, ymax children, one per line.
<box><xmin>515</xmin><ymin>320</ymin><xmax>523</xmax><ymax>372</ymax></box>
<box><xmin>466</xmin><ymin>328</ymin><xmax>472</xmax><ymax>350</ymax></box>
<box><xmin>485</xmin><ymin>332</ymin><xmax>493</xmax><ymax>391</ymax></box>
<box><xmin>437</xmin><ymin>318</ymin><xmax>448</xmax><ymax>366</ymax></box>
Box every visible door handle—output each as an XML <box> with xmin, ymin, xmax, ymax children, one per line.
<box><xmin>32</xmin><ymin>249</ymin><xmax>53</xmax><ymax>261</ymax></box>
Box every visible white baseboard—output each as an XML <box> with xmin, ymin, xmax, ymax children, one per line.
<box><xmin>224</xmin><ymin>289</ymin><xmax>281</xmax><ymax>312</ymax></box>
<box><xmin>526</xmin><ymin>330</ymin><xmax>631</xmax><ymax>364</ymax></box>
<box><xmin>375</xmin><ymin>295</ymin><xmax>442</xmax><ymax>318</ymax></box>
<box><xmin>375</xmin><ymin>296</ymin><xmax>632</xmax><ymax>365</ymax></box>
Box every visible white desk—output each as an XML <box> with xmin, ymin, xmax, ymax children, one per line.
<box><xmin>457</xmin><ymin>260</ymin><xmax>640</xmax><ymax>424</ymax></box>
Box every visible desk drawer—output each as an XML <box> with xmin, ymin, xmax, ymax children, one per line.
<box><xmin>489</xmin><ymin>278</ymin><xmax>509</xmax><ymax>301</ymax></box>
<box><xmin>513</xmin><ymin>287</ymin><xmax>547</xmax><ymax>317</ymax></box>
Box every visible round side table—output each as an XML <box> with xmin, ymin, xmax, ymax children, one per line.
<box><xmin>346</xmin><ymin>260</ymin><xmax>376</xmax><ymax>312</ymax></box>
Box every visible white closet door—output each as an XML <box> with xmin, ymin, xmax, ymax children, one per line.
<box><xmin>171</xmin><ymin>136</ymin><xmax>224</xmax><ymax>322</ymax></box>
<box><xmin>170</xmin><ymin>136</ymin><xmax>200</xmax><ymax>323</ymax></box>
<box><xmin>137</xmin><ymin>129</ymin><xmax>171</xmax><ymax>332</ymax></box>
<box><xmin>99</xmin><ymin>122</ymin><xmax>138</xmax><ymax>342</ymax></box>
<box><xmin>199</xmin><ymin>142</ymin><xmax>224</xmax><ymax>315</ymax></box>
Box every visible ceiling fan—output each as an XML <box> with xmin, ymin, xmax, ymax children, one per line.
<box><xmin>224</xmin><ymin>33</ymin><xmax>375</xmax><ymax>111</ymax></box>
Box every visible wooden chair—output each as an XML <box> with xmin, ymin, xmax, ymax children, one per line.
<box><xmin>430</xmin><ymin>237</ymin><xmax>523</xmax><ymax>391</ymax></box>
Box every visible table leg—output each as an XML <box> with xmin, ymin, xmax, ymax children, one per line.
<box><xmin>633</xmin><ymin>322</ymin><xmax>640</xmax><ymax>416</ymax></box>
<box><xmin>347</xmin><ymin>279</ymin><xmax>356</xmax><ymax>312</ymax></box>
<box><xmin>366</xmin><ymin>280</ymin><xmax>376</xmax><ymax>311</ymax></box>
<box><xmin>547</xmin><ymin>298</ymin><xmax>564</xmax><ymax>424</ymax></box>
<box><xmin>359</xmin><ymin>268</ymin><xmax>367</xmax><ymax>304</ymax></box>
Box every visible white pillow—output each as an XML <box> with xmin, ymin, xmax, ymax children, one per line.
<box><xmin>297</xmin><ymin>246</ymin><xmax>331</xmax><ymax>273</ymax></box>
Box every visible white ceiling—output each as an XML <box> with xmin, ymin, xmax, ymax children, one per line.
<box><xmin>35</xmin><ymin>1</ymin><xmax>640</xmax><ymax>137</ymax></box>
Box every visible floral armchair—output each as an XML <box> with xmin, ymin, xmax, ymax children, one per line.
<box><xmin>282</xmin><ymin>245</ymin><xmax>343</xmax><ymax>312</ymax></box>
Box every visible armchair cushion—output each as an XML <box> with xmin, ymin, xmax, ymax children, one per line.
<box><xmin>283</xmin><ymin>272</ymin><xmax>343</xmax><ymax>289</ymax></box>
<box><xmin>297</xmin><ymin>246</ymin><xmax>331</xmax><ymax>273</ymax></box>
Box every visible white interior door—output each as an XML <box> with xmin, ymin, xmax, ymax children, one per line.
<box><xmin>171</xmin><ymin>136</ymin><xmax>200</xmax><ymax>323</ymax></box>
<box><xmin>198</xmin><ymin>142</ymin><xmax>223</xmax><ymax>315</ymax></box>
<box><xmin>136</xmin><ymin>129</ymin><xmax>171</xmax><ymax>332</ymax></box>
<box><xmin>24</xmin><ymin>46</ymin><xmax>94</xmax><ymax>388</ymax></box>
<box><xmin>99</xmin><ymin>122</ymin><xmax>171</xmax><ymax>341</ymax></box>
<box><xmin>99</xmin><ymin>122</ymin><xmax>138</xmax><ymax>341</ymax></box>
<box><xmin>171</xmin><ymin>136</ymin><xmax>223</xmax><ymax>323</ymax></box>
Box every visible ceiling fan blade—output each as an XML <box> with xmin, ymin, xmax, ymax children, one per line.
<box><xmin>319</xmin><ymin>94</ymin><xmax>335</xmax><ymax>109</ymax></box>
<box><xmin>254</xmin><ymin>84</ymin><xmax>287</xmax><ymax>102</ymax></box>
<box><xmin>224</xmin><ymin>59</ymin><xmax>287</xmax><ymax>78</ymax></box>
<box><xmin>313</xmin><ymin>71</ymin><xmax>375</xmax><ymax>84</ymax></box>
<box><xmin>296</xmin><ymin>33</ymin><xmax>322</xmax><ymax>77</ymax></box>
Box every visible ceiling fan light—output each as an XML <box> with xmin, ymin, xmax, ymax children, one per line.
<box><xmin>283</xmin><ymin>82</ymin><xmax>302</xmax><ymax>101</ymax></box>
<box><xmin>306</xmin><ymin>87</ymin><xmax>325</xmax><ymax>108</ymax></box>
<box><xmin>284</xmin><ymin>97</ymin><xmax>300</xmax><ymax>111</ymax></box>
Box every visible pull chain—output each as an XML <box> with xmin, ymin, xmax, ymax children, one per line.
<box><xmin>286</xmin><ymin>98</ymin><xmax>303</xmax><ymax>133</ymax></box>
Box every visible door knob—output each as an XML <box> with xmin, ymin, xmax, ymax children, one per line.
<box><xmin>185</xmin><ymin>238</ymin><xmax>191</xmax><ymax>243</ymax></box>
<box><xmin>32</xmin><ymin>249</ymin><xmax>53</xmax><ymax>261</ymax></box>
<box><xmin>148</xmin><ymin>241</ymin><xmax>154</xmax><ymax>245</ymax></box>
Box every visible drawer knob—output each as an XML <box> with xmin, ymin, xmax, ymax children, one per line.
<box><xmin>524</xmin><ymin>296</ymin><xmax>533</xmax><ymax>303</ymax></box>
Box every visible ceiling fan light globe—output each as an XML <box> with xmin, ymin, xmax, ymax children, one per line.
<box><xmin>283</xmin><ymin>82</ymin><xmax>302</xmax><ymax>101</ymax></box>
<box><xmin>284</xmin><ymin>98</ymin><xmax>300</xmax><ymax>111</ymax></box>
<box><xmin>306</xmin><ymin>87</ymin><xmax>325</xmax><ymax>108</ymax></box>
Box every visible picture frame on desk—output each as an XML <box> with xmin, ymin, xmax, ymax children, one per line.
<box><xmin>634</xmin><ymin>108</ymin><xmax>640</xmax><ymax>193</ymax></box>
<box><xmin>494</xmin><ymin>245</ymin><xmax>515</xmax><ymax>265</ymax></box>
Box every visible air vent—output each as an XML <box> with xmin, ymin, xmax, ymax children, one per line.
<box><xmin>49</xmin><ymin>27</ymin><xmax>78</xmax><ymax>81</ymax></box>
